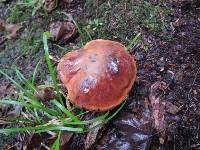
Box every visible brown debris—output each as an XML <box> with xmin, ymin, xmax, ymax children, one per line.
<box><xmin>85</xmin><ymin>121</ymin><xmax>103</xmax><ymax>149</ymax></box>
<box><xmin>166</xmin><ymin>102</ymin><xmax>180</xmax><ymax>115</ymax></box>
<box><xmin>49</xmin><ymin>20</ymin><xmax>77</xmax><ymax>43</ymax></box>
<box><xmin>62</xmin><ymin>21</ymin><xmax>77</xmax><ymax>42</ymax></box>
<box><xmin>149</xmin><ymin>81</ymin><xmax>167</xmax><ymax>145</ymax></box>
<box><xmin>49</xmin><ymin>21</ymin><xmax>65</xmax><ymax>42</ymax></box>
<box><xmin>0</xmin><ymin>36</ymin><xmax>7</xmax><ymax>44</ymax></box>
<box><xmin>171</xmin><ymin>18</ymin><xmax>186</xmax><ymax>27</ymax></box>
<box><xmin>26</xmin><ymin>133</ymin><xmax>42</xmax><ymax>150</ymax></box>
<box><xmin>0</xmin><ymin>20</ymin><xmax>22</xmax><ymax>44</ymax></box>
<box><xmin>34</xmin><ymin>87</ymin><xmax>57</xmax><ymax>101</ymax></box>
<box><xmin>7</xmin><ymin>104</ymin><xmax>22</xmax><ymax>117</ymax></box>
<box><xmin>60</xmin><ymin>132</ymin><xmax>74</xmax><ymax>150</ymax></box>
<box><xmin>44</xmin><ymin>0</ymin><xmax>57</xmax><ymax>12</ymax></box>
<box><xmin>0</xmin><ymin>81</ymin><xmax>16</xmax><ymax>99</ymax></box>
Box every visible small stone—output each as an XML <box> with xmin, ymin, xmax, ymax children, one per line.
<box><xmin>166</xmin><ymin>102</ymin><xmax>179</xmax><ymax>115</ymax></box>
<box><xmin>193</xmin><ymin>90</ymin><xmax>197</xmax><ymax>95</ymax></box>
<box><xmin>175</xmin><ymin>70</ymin><xmax>183</xmax><ymax>82</ymax></box>
<box><xmin>135</xmin><ymin>52</ymin><xmax>144</xmax><ymax>61</ymax></box>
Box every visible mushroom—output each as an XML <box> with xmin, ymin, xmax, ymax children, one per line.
<box><xmin>57</xmin><ymin>39</ymin><xmax>136</xmax><ymax>111</ymax></box>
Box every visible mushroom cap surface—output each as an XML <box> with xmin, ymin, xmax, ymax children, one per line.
<box><xmin>57</xmin><ymin>39</ymin><xmax>136</xmax><ymax>111</ymax></box>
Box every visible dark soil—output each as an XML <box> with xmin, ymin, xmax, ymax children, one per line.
<box><xmin>0</xmin><ymin>0</ymin><xmax>200</xmax><ymax>149</ymax></box>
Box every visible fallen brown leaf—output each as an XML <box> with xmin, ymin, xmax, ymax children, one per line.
<box><xmin>85</xmin><ymin>121</ymin><xmax>104</xmax><ymax>149</ymax></box>
<box><xmin>149</xmin><ymin>81</ymin><xmax>167</xmax><ymax>145</ymax></box>
<box><xmin>26</xmin><ymin>133</ymin><xmax>42</xmax><ymax>150</ymax></box>
<box><xmin>50</xmin><ymin>21</ymin><xmax>66</xmax><ymax>41</ymax></box>
<box><xmin>60</xmin><ymin>132</ymin><xmax>74</xmax><ymax>150</ymax></box>
<box><xmin>0</xmin><ymin>20</ymin><xmax>22</xmax><ymax>43</ymax></box>
<box><xmin>62</xmin><ymin>21</ymin><xmax>77</xmax><ymax>42</ymax></box>
<box><xmin>49</xmin><ymin>20</ymin><xmax>77</xmax><ymax>43</ymax></box>
<box><xmin>44</xmin><ymin>0</ymin><xmax>57</xmax><ymax>12</ymax></box>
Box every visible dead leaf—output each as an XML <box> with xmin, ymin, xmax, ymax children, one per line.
<box><xmin>62</xmin><ymin>21</ymin><xmax>77</xmax><ymax>42</ymax></box>
<box><xmin>26</xmin><ymin>133</ymin><xmax>42</xmax><ymax>150</ymax></box>
<box><xmin>60</xmin><ymin>132</ymin><xmax>74</xmax><ymax>150</ymax></box>
<box><xmin>50</xmin><ymin>21</ymin><xmax>66</xmax><ymax>41</ymax></box>
<box><xmin>85</xmin><ymin>121</ymin><xmax>103</xmax><ymax>149</ymax></box>
<box><xmin>0</xmin><ymin>20</ymin><xmax>22</xmax><ymax>43</ymax></box>
<box><xmin>149</xmin><ymin>81</ymin><xmax>167</xmax><ymax>145</ymax></box>
<box><xmin>44</xmin><ymin>0</ymin><xmax>57</xmax><ymax>12</ymax></box>
<box><xmin>49</xmin><ymin>20</ymin><xmax>77</xmax><ymax>43</ymax></box>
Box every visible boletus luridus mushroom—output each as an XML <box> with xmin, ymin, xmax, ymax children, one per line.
<box><xmin>57</xmin><ymin>39</ymin><xmax>136</xmax><ymax>111</ymax></box>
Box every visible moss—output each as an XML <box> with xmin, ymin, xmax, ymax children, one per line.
<box><xmin>8</xmin><ymin>5</ymin><xmax>32</xmax><ymax>24</ymax></box>
<box><xmin>84</xmin><ymin>0</ymin><xmax>174</xmax><ymax>44</ymax></box>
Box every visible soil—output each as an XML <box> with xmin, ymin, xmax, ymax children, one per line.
<box><xmin>0</xmin><ymin>0</ymin><xmax>200</xmax><ymax>149</ymax></box>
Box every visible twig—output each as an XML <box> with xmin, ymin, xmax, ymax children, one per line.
<box><xmin>188</xmin><ymin>67</ymin><xmax>200</xmax><ymax>101</ymax></box>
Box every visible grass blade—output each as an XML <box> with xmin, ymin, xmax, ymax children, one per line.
<box><xmin>51</xmin><ymin>100</ymin><xmax>80</xmax><ymax>122</ymax></box>
<box><xmin>43</xmin><ymin>32</ymin><xmax>64</xmax><ymax>106</ymax></box>
<box><xmin>0</xmin><ymin>124</ymin><xmax>83</xmax><ymax>135</ymax></box>
<box><xmin>0</xmin><ymin>116</ymin><xmax>34</xmax><ymax>124</ymax></box>
<box><xmin>62</xmin><ymin>111</ymin><xmax>109</xmax><ymax>125</ymax></box>
<box><xmin>0</xmin><ymin>69</ymin><xmax>25</xmax><ymax>92</ymax></box>
<box><xmin>0</xmin><ymin>69</ymin><xmax>40</xmax><ymax>105</ymax></box>
<box><xmin>83</xmin><ymin>101</ymin><xmax>126</xmax><ymax>133</ymax></box>
<box><xmin>15</xmin><ymin>68</ymin><xmax>37</xmax><ymax>93</ymax></box>
<box><xmin>51</xmin><ymin>131</ymin><xmax>61</xmax><ymax>150</ymax></box>
<box><xmin>32</xmin><ymin>59</ymin><xmax>41</xmax><ymax>85</ymax></box>
<box><xmin>0</xmin><ymin>99</ymin><xmax>60</xmax><ymax>117</ymax></box>
<box><xmin>36</xmin><ymin>125</ymin><xmax>84</xmax><ymax>133</ymax></box>
<box><xmin>126</xmin><ymin>33</ymin><xmax>141</xmax><ymax>50</ymax></box>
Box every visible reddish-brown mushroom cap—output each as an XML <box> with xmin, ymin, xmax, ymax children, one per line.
<box><xmin>57</xmin><ymin>39</ymin><xmax>136</xmax><ymax>111</ymax></box>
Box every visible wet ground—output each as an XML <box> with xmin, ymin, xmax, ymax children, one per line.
<box><xmin>0</xmin><ymin>0</ymin><xmax>200</xmax><ymax>149</ymax></box>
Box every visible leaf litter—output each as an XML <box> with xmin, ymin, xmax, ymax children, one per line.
<box><xmin>0</xmin><ymin>20</ymin><xmax>22</xmax><ymax>44</ymax></box>
<box><xmin>49</xmin><ymin>20</ymin><xmax>77</xmax><ymax>43</ymax></box>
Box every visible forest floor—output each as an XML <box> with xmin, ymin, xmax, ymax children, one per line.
<box><xmin>0</xmin><ymin>0</ymin><xmax>200</xmax><ymax>149</ymax></box>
